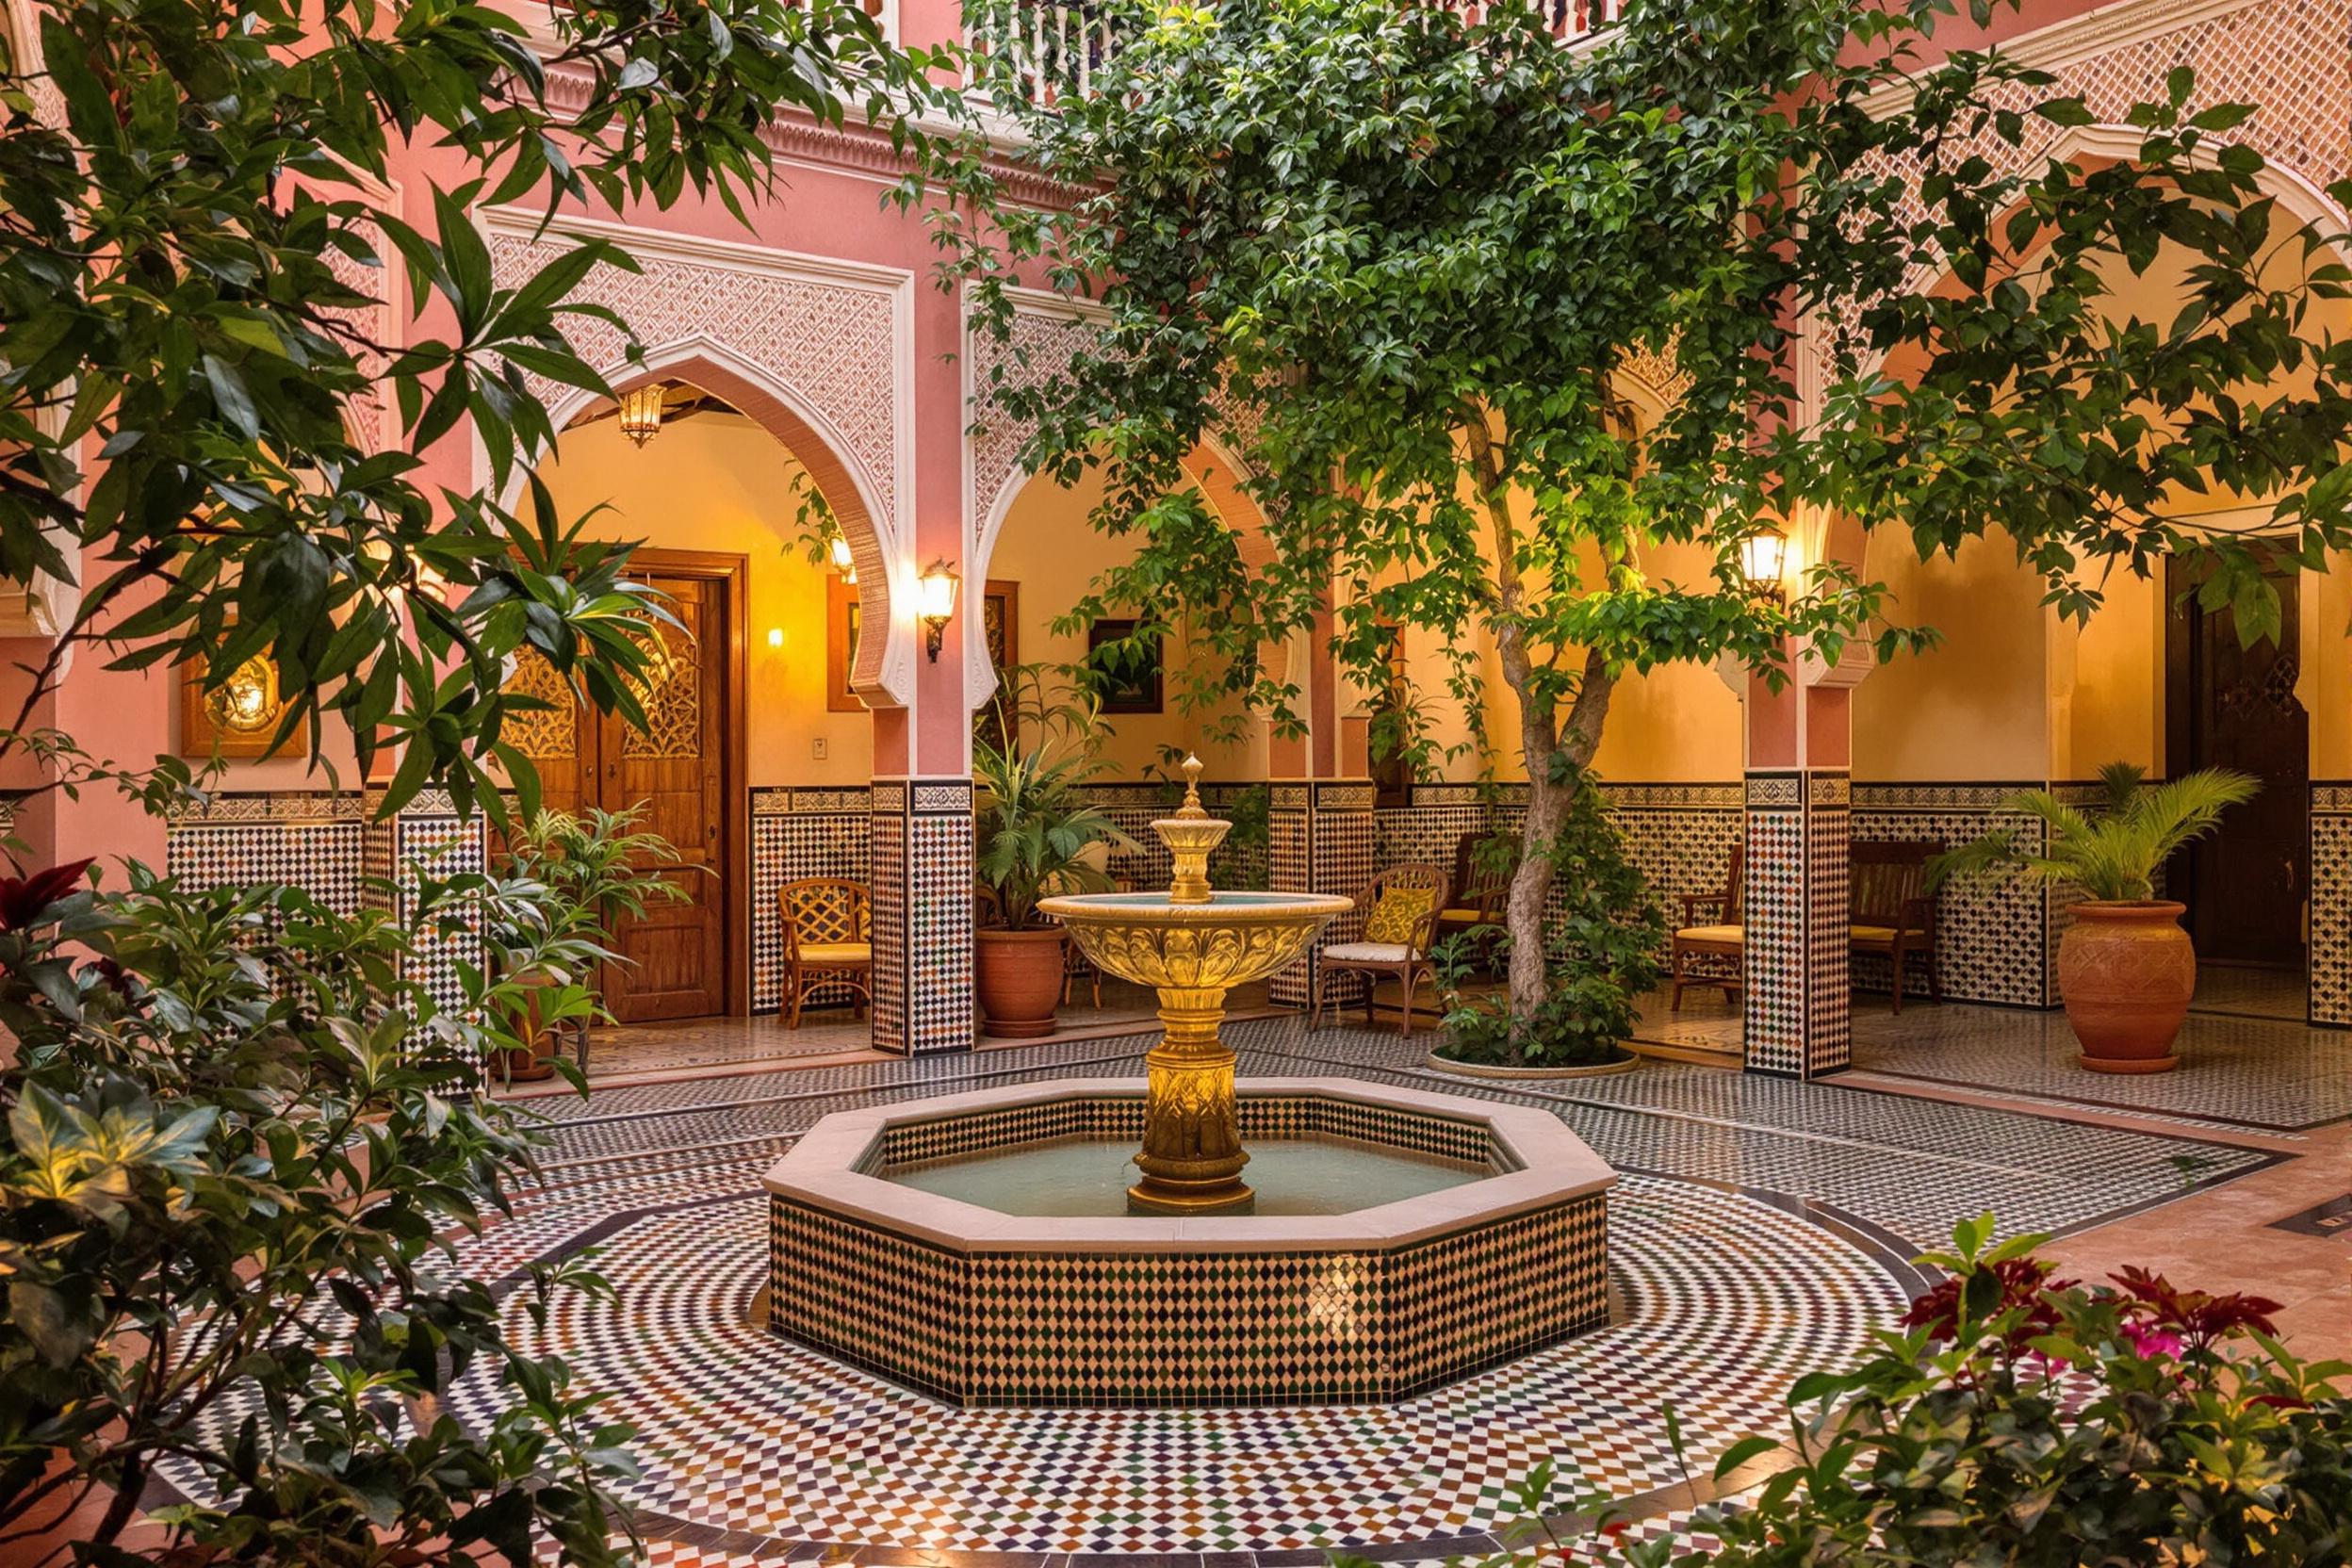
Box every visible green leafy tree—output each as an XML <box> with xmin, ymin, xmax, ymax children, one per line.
<box><xmin>949</xmin><ymin>0</ymin><xmax>2351</xmax><ymax>1046</ymax></box>
<box><xmin>0</xmin><ymin>0</ymin><xmax>955</xmax><ymax>820</ymax></box>
<box><xmin>0</xmin><ymin>0</ymin><xmax>970</xmax><ymax>1556</ymax></box>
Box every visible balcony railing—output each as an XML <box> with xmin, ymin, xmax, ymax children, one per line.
<box><xmin>968</xmin><ymin>0</ymin><xmax>1624</xmax><ymax>110</ymax></box>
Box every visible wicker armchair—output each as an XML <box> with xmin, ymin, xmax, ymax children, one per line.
<box><xmin>1311</xmin><ymin>861</ymin><xmax>1450</xmax><ymax>1038</ymax></box>
<box><xmin>778</xmin><ymin>877</ymin><xmax>873</xmax><ymax>1027</ymax></box>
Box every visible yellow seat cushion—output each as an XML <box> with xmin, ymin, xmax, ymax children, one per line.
<box><xmin>1363</xmin><ymin>885</ymin><xmax>1436</xmax><ymax>945</ymax></box>
<box><xmin>1437</xmin><ymin>906</ymin><xmax>1488</xmax><ymax>923</ymax></box>
<box><xmin>798</xmin><ymin>941</ymin><xmax>872</xmax><ymax>965</ymax></box>
<box><xmin>1849</xmin><ymin>924</ymin><xmax>1924</xmax><ymax>943</ymax></box>
<box><xmin>1674</xmin><ymin>924</ymin><xmax>1745</xmax><ymax>943</ymax></box>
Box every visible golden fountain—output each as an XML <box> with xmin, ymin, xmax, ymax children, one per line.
<box><xmin>1040</xmin><ymin>757</ymin><xmax>1351</xmax><ymax>1214</ymax></box>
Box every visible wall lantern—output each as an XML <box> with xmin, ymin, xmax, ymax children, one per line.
<box><xmin>1739</xmin><ymin>525</ymin><xmax>1789</xmax><ymax>604</ymax></box>
<box><xmin>918</xmin><ymin>560</ymin><xmax>960</xmax><ymax>662</ymax></box>
<box><xmin>616</xmin><ymin>384</ymin><xmax>667</xmax><ymax>448</ymax></box>
<box><xmin>828</xmin><ymin>531</ymin><xmax>857</xmax><ymax>584</ymax></box>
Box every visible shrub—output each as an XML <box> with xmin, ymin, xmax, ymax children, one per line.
<box><xmin>1421</xmin><ymin>1216</ymin><xmax>2352</xmax><ymax>1568</ymax></box>
<box><xmin>1435</xmin><ymin>766</ymin><xmax>1663</xmax><ymax>1068</ymax></box>
<box><xmin>0</xmin><ymin>855</ymin><xmax>637</xmax><ymax>1562</ymax></box>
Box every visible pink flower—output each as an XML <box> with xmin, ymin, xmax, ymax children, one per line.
<box><xmin>2122</xmin><ymin>1321</ymin><xmax>2185</xmax><ymax>1361</ymax></box>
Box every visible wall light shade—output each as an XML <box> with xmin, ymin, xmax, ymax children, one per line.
<box><xmin>1739</xmin><ymin>526</ymin><xmax>1789</xmax><ymax>602</ymax></box>
<box><xmin>767</xmin><ymin>628</ymin><xmax>785</xmax><ymax>649</ymax></box>
<box><xmin>919</xmin><ymin>560</ymin><xmax>960</xmax><ymax>662</ymax></box>
<box><xmin>616</xmin><ymin>384</ymin><xmax>666</xmax><ymax>447</ymax></box>
<box><xmin>828</xmin><ymin>533</ymin><xmax>855</xmax><ymax>573</ymax></box>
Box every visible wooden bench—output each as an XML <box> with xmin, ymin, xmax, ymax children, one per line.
<box><xmin>1851</xmin><ymin>840</ymin><xmax>1941</xmax><ymax>1013</ymax></box>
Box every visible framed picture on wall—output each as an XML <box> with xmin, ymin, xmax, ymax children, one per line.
<box><xmin>825</xmin><ymin>575</ymin><xmax>862</xmax><ymax>713</ymax></box>
<box><xmin>1086</xmin><ymin>617</ymin><xmax>1164</xmax><ymax>714</ymax></box>
<box><xmin>179</xmin><ymin>646</ymin><xmax>293</xmax><ymax>759</ymax></box>
<box><xmin>974</xmin><ymin>580</ymin><xmax>1020</xmax><ymax>754</ymax></box>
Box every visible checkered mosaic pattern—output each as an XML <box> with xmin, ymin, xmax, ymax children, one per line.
<box><xmin>452</xmin><ymin>1153</ymin><xmax>1905</xmax><ymax>1559</ymax></box>
<box><xmin>771</xmin><ymin>1188</ymin><xmax>1609</xmax><ymax>1409</ymax></box>
<box><xmin>750</xmin><ymin>790</ymin><xmax>872</xmax><ymax>1015</ymax></box>
<box><xmin>1742</xmin><ymin>772</ymin><xmax>1851</xmax><ymax>1080</ymax></box>
<box><xmin>2311</xmin><ymin>784</ymin><xmax>2352</xmax><ymax>1027</ymax></box>
<box><xmin>1269</xmin><ymin>781</ymin><xmax>1377</xmax><ymax>1007</ymax></box>
<box><xmin>868</xmin><ymin>778</ymin><xmax>974</xmax><ymax>1056</ymax></box>
<box><xmin>363</xmin><ymin>792</ymin><xmax>489</xmax><ymax>1028</ymax></box>
<box><xmin>1851</xmin><ymin>786</ymin><xmax>2052</xmax><ymax>1007</ymax></box>
<box><xmin>777</xmin><ymin>1080</ymin><xmax>1585</xmax><ymax>1408</ymax></box>
<box><xmin>165</xmin><ymin>796</ymin><xmax>368</xmax><ymax>916</ymax></box>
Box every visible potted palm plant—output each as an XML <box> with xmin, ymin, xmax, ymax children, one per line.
<box><xmin>1928</xmin><ymin>763</ymin><xmax>2257</xmax><ymax>1074</ymax></box>
<box><xmin>972</xmin><ymin>665</ymin><xmax>1138</xmax><ymax>1037</ymax></box>
<box><xmin>495</xmin><ymin>805</ymin><xmax>694</xmax><ymax>1079</ymax></box>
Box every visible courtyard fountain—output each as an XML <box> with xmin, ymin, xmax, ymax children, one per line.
<box><xmin>765</xmin><ymin>759</ymin><xmax>1617</xmax><ymax>1407</ymax></box>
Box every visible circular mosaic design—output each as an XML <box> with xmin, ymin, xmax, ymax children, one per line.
<box><xmin>451</xmin><ymin>1156</ymin><xmax>1907</xmax><ymax>1559</ymax></box>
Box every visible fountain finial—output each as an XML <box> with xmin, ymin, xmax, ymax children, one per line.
<box><xmin>1153</xmin><ymin>752</ymin><xmax>1231</xmax><ymax>905</ymax></box>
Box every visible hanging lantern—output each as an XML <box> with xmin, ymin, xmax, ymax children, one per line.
<box><xmin>1739</xmin><ymin>525</ymin><xmax>1789</xmax><ymax>603</ymax></box>
<box><xmin>617</xmin><ymin>384</ymin><xmax>668</xmax><ymax>448</ymax></box>
<box><xmin>828</xmin><ymin>531</ymin><xmax>857</xmax><ymax>584</ymax></box>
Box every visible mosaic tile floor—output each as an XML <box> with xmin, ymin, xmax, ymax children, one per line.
<box><xmin>1846</xmin><ymin>1005</ymin><xmax>2352</xmax><ymax>1133</ymax></box>
<box><xmin>1628</xmin><ymin>989</ymin><xmax>2351</xmax><ymax>1134</ymax></box>
<box><xmin>452</xmin><ymin>1016</ymin><xmax>2293</xmax><ymax>1565</ymax></box>
<box><xmin>463</xmin><ymin>1165</ymin><xmax>1900</xmax><ymax>1560</ymax></box>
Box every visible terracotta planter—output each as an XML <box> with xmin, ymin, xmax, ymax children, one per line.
<box><xmin>975</xmin><ymin>926</ymin><xmax>1067</xmax><ymax>1038</ymax></box>
<box><xmin>2057</xmin><ymin>900</ymin><xmax>2195</xmax><ymax>1074</ymax></box>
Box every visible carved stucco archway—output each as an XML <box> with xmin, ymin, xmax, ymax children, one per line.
<box><xmin>482</xmin><ymin>209</ymin><xmax>918</xmax><ymax>707</ymax></box>
<box><xmin>962</xmin><ymin>289</ymin><xmax>1279</xmax><ymax>715</ymax></box>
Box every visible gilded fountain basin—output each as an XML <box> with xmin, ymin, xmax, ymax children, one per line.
<box><xmin>1036</xmin><ymin>889</ymin><xmax>1357</xmax><ymax>989</ymax></box>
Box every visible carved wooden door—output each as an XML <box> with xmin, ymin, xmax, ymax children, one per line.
<box><xmin>2166</xmin><ymin>551</ymin><xmax>2308</xmax><ymax>968</ymax></box>
<box><xmin>593</xmin><ymin>571</ymin><xmax>728</xmax><ymax>1021</ymax></box>
<box><xmin>500</xmin><ymin>565</ymin><xmax>733</xmax><ymax>1022</ymax></box>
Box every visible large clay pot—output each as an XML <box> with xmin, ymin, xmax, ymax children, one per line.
<box><xmin>2057</xmin><ymin>901</ymin><xmax>2194</xmax><ymax>1073</ymax></box>
<box><xmin>975</xmin><ymin>926</ymin><xmax>1067</xmax><ymax>1038</ymax></box>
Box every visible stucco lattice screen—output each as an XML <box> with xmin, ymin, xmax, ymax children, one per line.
<box><xmin>482</xmin><ymin>224</ymin><xmax>902</xmax><ymax>531</ymax></box>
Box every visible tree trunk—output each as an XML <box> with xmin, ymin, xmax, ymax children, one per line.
<box><xmin>1497</xmin><ymin>645</ymin><xmax>1615</xmax><ymax>1054</ymax></box>
<box><xmin>1462</xmin><ymin>409</ymin><xmax>1620</xmax><ymax>1059</ymax></box>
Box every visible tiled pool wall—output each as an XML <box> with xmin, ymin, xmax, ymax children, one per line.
<box><xmin>767</xmin><ymin>1184</ymin><xmax>1607</xmax><ymax>1408</ymax></box>
<box><xmin>870</xmin><ymin>1091</ymin><xmax>1505</xmax><ymax>1171</ymax></box>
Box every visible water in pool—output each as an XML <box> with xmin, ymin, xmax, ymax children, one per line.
<box><xmin>883</xmin><ymin>1135</ymin><xmax>1486</xmax><ymax>1217</ymax></box>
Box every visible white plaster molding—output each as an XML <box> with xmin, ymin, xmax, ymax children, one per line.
<box><xmin>477</xmin><ymin>206</ymin><xmax>918</xmax><ymax>706</ymax></box>
<box><xmin>1793</xmin><ymin>634</ymin><xmax>1877</xmax><ymax>689</ymax></box>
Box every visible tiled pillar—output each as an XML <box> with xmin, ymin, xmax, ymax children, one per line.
<box><xmin>1267</xmin><ymin>779</ymin><xmax>1376</xmax><ymax>1008</ymax></box>
<box><xmin>869</xmin><ymin>776</ymin><xmax>975</xmax><ymax>1054</ymax></box>
<box><xmin>1741</xmin><ymin>770</ymin><xmax>1852</xmax><ymax>1078</ymax></box>
<box><xmin>362</xmin><ymin>788</ymin><xmax>489</xmax><ymax>1058</ymax></box>
<box><xmin>2311</xmin><ymin>782</ymin><xmax>2352</xmax><ymax>1026</ymax></box>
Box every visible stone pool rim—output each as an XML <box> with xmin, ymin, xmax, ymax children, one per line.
<box><xmin>761</xmin><ymin>1074</ymin><xmax>1615</xmax><ymax>1255</ymax></box>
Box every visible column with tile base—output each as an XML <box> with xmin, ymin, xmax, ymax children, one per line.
<box><xmin>1267</xmin><ymin>779</ymin><xmax>1377</xmax><ymax>1010</ymax></box>
<box><xmin>362</xmin><ymin>788</ymin><xmax>490</xmax><ymax>1071</ymax></box>
<box><xmin>869</xmin><ymin>776</ymin><xmax>975</xmax><ymax>1054</ymax></box>
<box><xmin>1741</xmin><ymin>770</ymin><xmax>1853</xmax><ymax>1078</ymax></box>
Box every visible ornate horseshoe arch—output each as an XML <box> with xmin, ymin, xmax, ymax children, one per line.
<box><xmin>481</xmin><ymin>208</ymin><xmax>918</xmax><ymax>707</ymax></box>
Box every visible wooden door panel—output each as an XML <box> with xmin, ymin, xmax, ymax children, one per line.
<box><xmin>2167</xmin><ymin>554</ymin><xmax>2307</xmax><ymax>967</ymax></box>
<box><xmin>601</xmin><ymin>573</ymin><xmax>728</xmax><ymax>1022</ymax></box>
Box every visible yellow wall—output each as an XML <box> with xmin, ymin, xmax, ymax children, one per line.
<box><xmin>1855</xmin><ymin>533</ymin><xmax>2052</xmax><ymax>781</ymax></box>
<box><xmin>2050</xmin><ymin>570</ymin><xmax>2164</xmax><ymax>779</ymax></box>
<box><xmin>537</xmin><ymin>410</ymin><xmax>874</xmax><ymax>786</ymax></box>
<box><xmin>987</xmin><ymin>468</ymin><xmax>1267</xmax><ymax>780</ymax></box>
